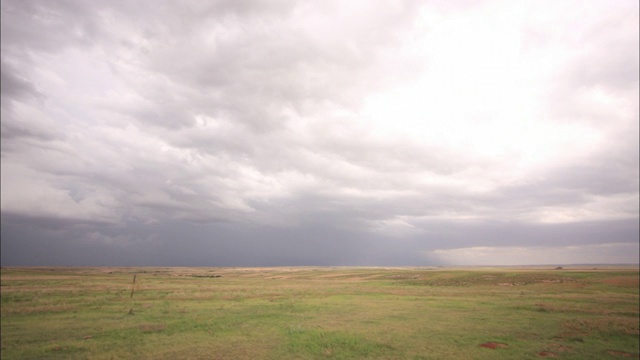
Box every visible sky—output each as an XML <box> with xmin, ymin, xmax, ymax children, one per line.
<box><xmin>1</xmin><ymin>0</ymin><xmax>638</xmax><ymax>267</ymax></box>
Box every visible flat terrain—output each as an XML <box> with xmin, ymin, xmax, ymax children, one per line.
<box><xmin>1</xmin><ymin>266</ymin><xmax>638</xmax><ymax>359</ymax></box>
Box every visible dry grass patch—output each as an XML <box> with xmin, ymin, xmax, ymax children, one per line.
<box><xmin>561</xmin><ymin>316</ymin><xmax>640</xmax><ymax>337</ymax></box>
<box><xmin>1</xmin><ymin>266</ymin><xmax>638</xmax><ymax>359</ymax></box>
<box><xmin>602</xmin><ymin>276</ymin><xmax>640</xmax><ymax>288</ymax></box>
<box><xmin>139</xmin><ymin>323</ymin><xmax>167</xmax><ymax>333</ymax></box>
<box><xmin>3</xmin><ymin>303</ymin><xmax>78</xmax><ymax>315</ymax></box>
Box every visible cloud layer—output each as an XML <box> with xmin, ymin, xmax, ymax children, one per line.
<box><xmin>2</xmin><ymin>0</ymin><xmax>638</xmax><ymax>266</ymax></box>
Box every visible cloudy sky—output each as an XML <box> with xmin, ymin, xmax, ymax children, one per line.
<box><xmin>1</xmin><ymin>0</ymin><xmax>638</xmax><ymax>266</ymax></box>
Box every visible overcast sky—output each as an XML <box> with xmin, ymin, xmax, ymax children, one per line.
<box><xmin>1</xmin><ymin>0</ymin><xmax>638</xmax><ymax>266</ymax></box>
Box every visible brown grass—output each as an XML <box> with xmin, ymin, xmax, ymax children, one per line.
<box><xmin>561</xmin><ymin>317</ymin><xmax>640</xmax><ymax>336</ymax></box>
<box><xmin>2</xmin><ymin>303</ymin><xmax>78</xmax><ymax>315</ymax></box>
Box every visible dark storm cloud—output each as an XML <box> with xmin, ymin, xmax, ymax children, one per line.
<box><xmin>1</xmin><ymin>0</ymin><xmax>638</xmax><ymax>266</ymax></box>
<box><xmin>3</xmin><ymin>212</ymin><xmax>637</xmax><ymax>266</ymax></box>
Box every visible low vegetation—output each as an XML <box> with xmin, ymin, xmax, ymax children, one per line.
<box><xmin>1</xmin><ymin>266</ymin><xmax>638</xmax><ymax>359</ymax></box>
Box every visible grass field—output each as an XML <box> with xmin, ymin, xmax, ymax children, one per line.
<box><xmin>1</xmin><ymin>266</ymin><xmax>638</xmax><ymax>359</ymax></box>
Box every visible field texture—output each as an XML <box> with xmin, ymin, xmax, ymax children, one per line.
<box><xmin>1</xmin><ymin>266</ymin><xmax>638</xmax><ymax>359</ymax></box>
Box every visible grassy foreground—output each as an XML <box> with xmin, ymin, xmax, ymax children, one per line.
<box><xmin>1</xmin><ymin>266</ymin><xmax>638</xmax><ymax>359</ymax></box>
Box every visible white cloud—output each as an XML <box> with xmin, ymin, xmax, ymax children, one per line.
<box><xmin>0</xmin><ymin>162</ymin><xmax>119</xmax><ymax>223</ymax></box>
<box><xmin>429</xmin><ymin>242</ymin><xmax>640</xmax><ymax>265</ymax></box>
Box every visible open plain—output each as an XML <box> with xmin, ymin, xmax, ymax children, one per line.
<box><xmin>1</xmin><ymin>266</ymin><xmax>638</xmax><ymax>359</ymax></box>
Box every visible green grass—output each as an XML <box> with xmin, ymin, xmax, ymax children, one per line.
<box><xmin>1</xmin><ymin>266</ymin><xmax>638</xmax><ymax>359</ymax></box>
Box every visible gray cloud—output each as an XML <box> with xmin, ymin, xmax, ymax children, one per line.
<box><xmin>1</xmin><ymin>0</ymin><xmax>638</xmax><ymax>266</ymax></box>
<box><xmin>1</xmin><ymin>61</ymin><xmax>44</xmax><ymax>104</ymax></box>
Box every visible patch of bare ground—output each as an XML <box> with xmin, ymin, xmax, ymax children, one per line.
<box><xmin>602</xmin><ymin>277</ymin><xmax>639</xmax><ymax>287</ymax></box>
<box><xmin>607</xmin><ymin>350</ymin><xmax>636</xmax><ymax>357</ymax></box>
<box><xmin>537</xmin><ymin>344</ymin><xmax>572</xmax><ymax>357</ymax></box>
